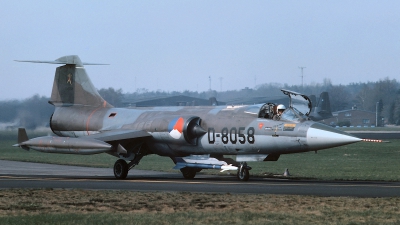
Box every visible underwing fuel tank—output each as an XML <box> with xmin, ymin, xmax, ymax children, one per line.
<box><xmin>15</xmin><ymin>135</ymin><xmax>112</xmax><ymax>155</ymax></box>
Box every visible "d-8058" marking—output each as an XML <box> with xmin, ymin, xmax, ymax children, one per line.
<box><xmin>207</xmin><ymin>127</ymin><xmax>255</xmax><ymax>144</ymax></box>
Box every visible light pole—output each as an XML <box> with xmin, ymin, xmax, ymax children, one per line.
<box><xmin>298</xmin><ymin>66</ymin><xmax>306</xmax><ymax>90</ymax></box>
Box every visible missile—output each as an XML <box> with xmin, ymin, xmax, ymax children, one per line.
<box><xmin>220</xmin><ymin>164</ymin><xmax>239</xmax><ymax>172</ymax></box>
<box><xmin>174</xmin><ymin>162</ymin><xmax>238</xmax><ymax>172</ymax></box>
<box><xmin>14</xmin><ymin>134</ymin><xmax>112</xmax><ymax>155</ymax></box>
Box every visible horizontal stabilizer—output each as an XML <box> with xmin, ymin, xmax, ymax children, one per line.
<box><xmin>15</xmin><ymin>55</ymin><xmax>108</xmax><ymax>67</ymax></box>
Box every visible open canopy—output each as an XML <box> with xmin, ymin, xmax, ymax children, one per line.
<box><xmin>254</xmin><ymin>89</ymin><xmax>312</xmax><ymax>122</ymax></box>
<box><xmin>281</xmin><ymin>89</ymin><xmax>312</xmax><ymax>116</ymax></box>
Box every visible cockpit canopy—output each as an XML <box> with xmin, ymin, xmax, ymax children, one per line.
<box><xmin>255</xmin><ymin>89</ymin><xmax>312</xmax><ymax>122</ymax></box>
<box><xmin>281</xmin><ymin>89</ymin><xmax>312</xmax><ymax>116</ymax></box>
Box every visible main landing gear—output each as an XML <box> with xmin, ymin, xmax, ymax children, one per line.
<box><xmin>113</xmin><ymin>155</ymin><xmax>144</xmax><ymax>179</ymax></box>
<box><xmin>113</xmin><ymin>159</ymin><xmax>129</xmax><ymax>179</ymax></box>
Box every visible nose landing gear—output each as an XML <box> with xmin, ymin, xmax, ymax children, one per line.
<box><xmin>237</xmin><ymin>162</ymin><xmax>251</xmax><ymax>181</ymax></box>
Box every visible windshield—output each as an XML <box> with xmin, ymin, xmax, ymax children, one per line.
<box><xmin>280</xmin><ymin>107</ymin><xmax>310</xmax><ymax>122</ymax></box>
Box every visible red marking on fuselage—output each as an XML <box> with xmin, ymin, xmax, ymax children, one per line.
<box><xmin>173</xmin><ymin>117</ymin><xmax>184</xmax><ymax>133</ymax></box>
<box><xmin>258</xmin><ymin>123</ymin><xmax>264</xmax><ymax>130</ymax></box>
<box><xmin>86</xmin><ymin>107</ymin><xmax>103</xmax><ymax>135</ymax></box>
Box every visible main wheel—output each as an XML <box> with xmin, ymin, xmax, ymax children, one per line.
<box><xmin>114</xmin><ymin>159</ymin><xmax>128</xmax><ymax>179</ymax></box>
<box><xmin>237</xmin><ymin>165</ymin><xmax>250</xmax><ymax>181</ymax></box>
<box><xmin>180</xmin><ymin>167</ymin><xmax>197</xmax><ymax>179</ymax></box>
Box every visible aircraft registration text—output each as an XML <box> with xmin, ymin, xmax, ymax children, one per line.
<box><xmin>208</xmin><ymin>127</ymin><xmax>255</xmax><ymax>144</ymax></box>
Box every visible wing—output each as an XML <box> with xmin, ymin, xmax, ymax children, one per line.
<box><xmin>81</xmin><ymin>129</ymin><xmax>152</xmax><ymax>142</ymax></box>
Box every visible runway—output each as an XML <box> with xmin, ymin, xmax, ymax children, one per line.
<box><xmin>1</xmin><ymin>160</ymin><xmax>399</xmax><ymax>197</ymax></box>
<box><xmin>349</xmin><ymin>131</ymin><xmax>400</xmax><ymax>139</ymax></box>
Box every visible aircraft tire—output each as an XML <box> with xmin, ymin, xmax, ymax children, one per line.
<box><xmin>180</xmin><ymin>168</ymin><xmax>196</xmax><ymax>179</ymax></box>
<box><xmin>114</xmin><ymin>159</ymin><xmax>128</xmax><ymax>179</ymax></box>
<box><xmin>237</xmin><ymin>166</ymin><xmax>250</xmax><ymax>181</ymax></box>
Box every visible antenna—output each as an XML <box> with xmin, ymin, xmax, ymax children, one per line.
<box><xmin>298</xmin><ymin>66</ymin><xmax>306</xmax><ymax>89</ymax></box>
<box><xmin>209</xmin><ymin>76</ymin><xmax>211</xmax><ymax>91</ymax></box>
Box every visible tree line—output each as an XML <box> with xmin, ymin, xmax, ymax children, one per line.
<box><xmin>1</xmin><ymin>77</ymin><xmax>400</xmax><ymax>129</ymax></box>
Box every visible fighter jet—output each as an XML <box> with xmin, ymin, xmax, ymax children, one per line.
<box><xmin>14</xmin><ymin>55</ymin><xmax>361</xmax><ymax>181</ymax></box>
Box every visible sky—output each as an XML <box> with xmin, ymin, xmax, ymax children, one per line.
<box><xmin>1</xmin><ymin>0</ymin><xmax>399</xmax><ymax>100</ymax></box>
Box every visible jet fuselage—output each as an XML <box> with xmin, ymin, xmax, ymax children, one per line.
<box><xmin>49</xmin><ymin>104</ymin><xmax>355</xmax><ymax>158</ymax></box>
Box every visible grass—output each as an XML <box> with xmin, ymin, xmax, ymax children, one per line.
<box><xmin>2</xmin><ymin>211</ymin><xmax>399</xmax><ymax>225</ymax></box>
<box><xmin>1</xmin><ymin>130</ymin><xmax>400</xmax><ymax>224</ymax></box>
<box><xmin>1</xmin><ymin>130</ymin><xmax>400</xmax><ymax>181</ymax></box>
<box><xmin>0</xmin><ymin>189</ymin><xmax>399</xmax><ymax>224</ymax></box>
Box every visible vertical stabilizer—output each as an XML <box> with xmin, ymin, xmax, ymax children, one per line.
<box><xmin>316</xmin><ymin>92</ymin><xmax>332</xmax><ymax>115</ymax></box>
<box><xmin>50</xmin><ymin>63</ymin><xmax>111</xmax><ymax>107</ymax></box>
<box><xmin>309</xmin><ymin>92</ymin><xmax>333</xmax><ymax>121</ymax></box>
<box><xmin>16</xmin><ymin>55</ymin><xmax>112</xmax><ymax>107</ymax></box>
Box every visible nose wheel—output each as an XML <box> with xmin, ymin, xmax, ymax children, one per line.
<box><xmin>237</xmin><ymin>162</ymin><xmax>250</xmax><ymax>181</ymax></box>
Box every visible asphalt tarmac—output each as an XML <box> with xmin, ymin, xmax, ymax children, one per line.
<box><xmin>1</xmin><ymin>160</ymin><xmax>399</xmax><ymax>197</ymax></box>
<box><xmin>349</xmin><ymin>131</ymin><xmax>400</xmax><ymax>139</ymax></box>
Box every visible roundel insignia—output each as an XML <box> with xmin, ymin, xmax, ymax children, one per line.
<box><xmin>168</xmin><ymin>117</ymin><xmax>184</xmax><ymax>139</ymax></box>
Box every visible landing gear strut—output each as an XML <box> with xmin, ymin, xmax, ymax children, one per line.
<box><xmin>113</xmin><ymin>156</ymin><xmax>144</xmax><ymax>179</ymax></box>
<box><xmin>237</xmin><ymin>162</ymin><xmax>251</xmax><ymax>181</ymax></box>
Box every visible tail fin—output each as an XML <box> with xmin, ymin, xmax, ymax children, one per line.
<box><xmin>16</xmin><ymin>55</ymin><xmax>112</xmax><ymax>107</ymax></box>
<box><xmin>316</xmin><ymin>92</ymin><xmax>332</xmax><ymax>116</ymax></box>
<box><xmin>309</xmin><ymin>92</ymin><xmax>333</xmax><ymax>121</ymax></box>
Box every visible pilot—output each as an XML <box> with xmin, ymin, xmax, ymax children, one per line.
<box><xmin>273</xmin><ymin>104</ymin><xmax>286</xmax><ymax>120</ymax></box>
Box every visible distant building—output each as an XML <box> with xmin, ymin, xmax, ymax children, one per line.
<box><xmin>225</xmin><ymin>97</ymin><xmax>288</xmax><ymax>106</ymax></box>
<box><xmin>321</xmin><ymin>108</ymin><xmax>377</xmax><ymax>127</ymax></box>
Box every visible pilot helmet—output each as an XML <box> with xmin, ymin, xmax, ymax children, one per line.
<box><xmin>276</xmin><ymin>104</ymin><xmax>286</xmax><ymax>112</ymax></box>
<box><xmin>277</xmin><ymin>104</ymin><xmax>286</xmax><ymax>110</ymax></box>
